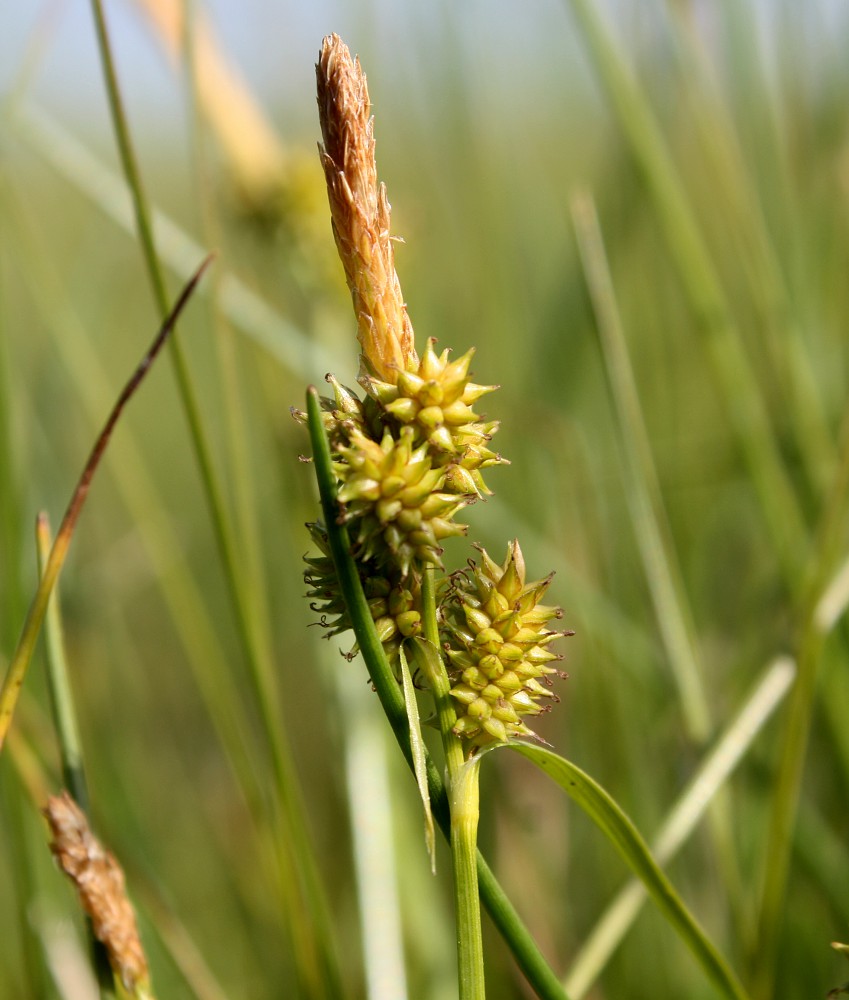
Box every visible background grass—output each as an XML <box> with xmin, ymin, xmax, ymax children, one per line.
<box><xmin>2</xmin><ymin>2</ymin><xmax>849</xmax><ymax>997</ymax></box>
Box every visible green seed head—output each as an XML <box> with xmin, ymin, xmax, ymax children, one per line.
<box><xmin>335</xmin><ymin>426</ymin><xmax>471</xmax><ymax>577</ymax></box>
<box><xmin>441</xmin><ymin>539</ymin><xmax>570</xmax><ymax>746</ymax></box>
<box><xmin>359</xmin><ymin>337</ymin><xmax>507</xmax><ymax>497</ymax></box>
<box><xmin>304</xmin><ymin>521</ymin><xmax>424</xmax><ymax>669</ymax></box>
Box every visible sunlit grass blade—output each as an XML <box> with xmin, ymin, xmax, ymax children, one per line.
<box><xmin>816</xmin><ymin>554</ymin><xmax>849</xmax><ymax>635</ymax></box>
<box><xmin>571</xmin><ymin>189</ymin><xmax>709</xmax><ymax>741</ymax></box>
<box><xmin>0</xmin><ymin>298</ymin><xmax>24</xmax><ymax>652</ymax></box>
<box><xmin>35</xmin><ymin>514</ymin><xmax>88</xmax><ymax>812</ymax></box>
<box><xmin>563</xmin><ymin>0</ymin><xmax>808</xmax><ymax>587</ymax></box>
<box><xmin>0</xmin><ymin>258</ymin><xmax>211</xmax><ymax>754</ymax></box>
<box><xmin>754</xmin><ymin>406</ymin><xmax>849</xmax><ymax>997</ymax></box>
<box><xmin>564</xmin><ymin>656</ymin><xmax>795</xmax><ymax>998</ymax></box>
<box><xmin>336</xmin><ymin>658</ymin><xmax>409</xmax><ymax>1000</ymax></box>
<box><xmin>663</xmin><ymin>5</ymin><xmax>835</xmax><ymax>497</ymax></box>
<box><xmin>306</xmin><ymin>386</ymin><xmax>569</xmax><ymax>1000</ymax></box>
<box><xmin>484</xmin><ymin>743</ymin><xmax>750</xmax><ymax>1000</ymax></box>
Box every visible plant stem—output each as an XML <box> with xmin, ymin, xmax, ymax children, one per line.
<box><xmin>36</xmin><ymin>514</ymin><xmax>89</xmax><ymax>812</ymax></box>
<box><xmin>87</xmin><ymin>5</ymin><xmax>343</xmax><ymax>992</ymax></box>
<box><xmin>451</xmin><ymin>757</ymin><xmax>485</xmax><ymax>1000</ymax></box>
<box><xmin>35</xmin><ymin>516</ymin><xmax>116</xmax><ymax>998</ymax></box>
<box><xmin>419</xmin><ymin>568</ymin><xmax>485</xmax><ymax>998</ymax></box>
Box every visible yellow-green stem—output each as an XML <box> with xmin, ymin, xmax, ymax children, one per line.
<box><xmin>36</xmin><ymin>514</ymin><xmax>89</xmax><ymax>812</ymax></box>
<box><xmin>419</xmin><ymin>566</ymin><xmax>485</xmax><ymax>998</ymax></box>
<box><xmin>452</xmin><ymin>757</ymin><xmax>485</xmax><ymax>1000</ymax></box>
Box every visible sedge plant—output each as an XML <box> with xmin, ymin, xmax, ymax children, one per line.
<box><xmin>299</xmin><ymin>33</ymin><xmax>750</xmax><ymax>1000</ymax></box>
<box><xmin>300</xmin><ymin>35</ymin><xmax>569</xmax><ymax>997</ymax></box>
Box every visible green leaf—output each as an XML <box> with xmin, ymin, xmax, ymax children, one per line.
<box><xmin>398</xmin><ymin>644</ymin><xmax>436</xmax><ymax>872</ymax></box>
<box><xmin>482</xmin><ymin>743</ymin><xmax>750</xmax><ymax>1000</ymax></box>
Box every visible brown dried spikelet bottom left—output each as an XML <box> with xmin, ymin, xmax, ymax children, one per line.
<box><xmin>44</xmin><ymin>791</ymin><xmax>150</xmax><ymax>995</ymax></box>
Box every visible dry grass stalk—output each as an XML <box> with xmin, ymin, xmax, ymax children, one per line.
<box><xmin>316</xmin><ymin>33</ymin><xmax>418</xmax><ymax>382</ymax></box>
<box><xmin>44</xmin><ymin>791</ymin><xmax>152</xmax><ymax>998</ymax></box>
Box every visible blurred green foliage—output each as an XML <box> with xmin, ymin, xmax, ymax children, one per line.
<box><xmin>3</xmin><ymin>3</ymin><xmax>849</xmax><ymax>998</ymax></box>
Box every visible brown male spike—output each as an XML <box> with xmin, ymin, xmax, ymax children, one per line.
<box><xmin>316</xmin><ymin>33</ymin><xmax>418</xmax><ymax>382</ymax></box>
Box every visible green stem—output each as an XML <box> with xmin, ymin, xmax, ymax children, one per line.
<box><xmin>451</xmin><ymin>758</ymin><xmax>485</xmax><ymax>1000</ymax></box>
<box><xmin>753</xmin><ymin>403</ymin><xmax>849</xmax><ymax>998</ymax></box>
<box><xmin>419</xmin><ymin>568</ymin><xmax>485</xmax><ymax>997</ymax></box>
<box><xmin>307</xmin><ymin>388</ymin><xmax>567</xmax><ymax>1000</ymax></box>
<box><xmin>87</xmin><ymin>5</ymin><xmax>342</xmax><ymax>994</ymax></box>
<box><xmin>36</xmin><ymin>514</ymin><xmax>89</xmax><ymax>812</ymax></box>
<box><xmin>35</xmin><ymin>516</ymin><xmax>115</xmax><ymax>998</ymax></box>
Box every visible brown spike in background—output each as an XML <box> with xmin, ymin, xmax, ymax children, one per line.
<box><xmin>44</xmin><ymin>792</ymin><xmax>152</xmax><ymax>997</ymax></box>
<box><xmin>316</xmin><ymin>33</ymin><xmax>417</xmax><ymax>382</ymax></box>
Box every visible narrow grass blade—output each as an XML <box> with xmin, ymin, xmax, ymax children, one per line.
<box><xmin>0</xmin><ymin>259</ymin><xmax>211</xmax><ymax>753</ymax></box>
<box><xmin>571</xmin><ymin>189</ymin><xmax>709</xmax><ymax>741</ymax></box>
<box><xmin>755</xmin><ymin>406</ymin><xmax>849</xmax><ymax>997</ymax></box>
<box><xmin>0</xmin><ymin>293</ymin><xmax>24</xmax><ymax>651</ymax></box>
<box><xmin>482</xmin><ymin>743</ymin><xmax>750</xmax><ymax>1000</ymax></box>
<box><xmin>564</xmin><ymin>657</ymin><xmax>794</xmax><ymax>998</ymax></box>
<box><xmin>816</xmin><ymin>553</ymin><xmax>849</xmax><ymax>635</ymax></box>
<box><xmin>306</xmin><ymin>387</ymin><xmax>569</xmax><ymax>1000</ymax></box>
<box><xmin>88</xmin><ymin>7</ymin><xmax>344</xmax><ymax>991</ymax></box>
<box><xmin>564</xmin><ymin>0</ymin><xmax>808</xmax><ymax>586</ymax></box>
<box><xmin>35</xmin><ymin>514</ymin><xmax>89</xmax><ymax>813</ymax></box>
<box><xmin>398</xmin><ymin>644</ymin><xmax>436</xmax><ymax>872</ymax></box>
<box><xmin>336</xmin><ymin>659</ymin><xmax>409</xmax><ymax>1000</ymax></box>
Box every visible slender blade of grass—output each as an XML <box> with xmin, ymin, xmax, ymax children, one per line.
<box><xmin>564</xmin><ymin>656</ymin><xmax>794</xmax><ymax>998</ymax></box>
<box><xmin>87</xmin><ymin>5</ymin><xmax>344</xmax><ymax>992</ymax></box>
<box><xmin>563</xmin><ymin>0</ymin><xmax>809</xmax><ymax>586</ymax></box>
<box><xmin>484</xmin><ymin>743</ymin><xmax>750</xmax><ymax>1000</ymax></box>
<box><xmin>0</xmin><ymin>258</ymin><xmax>211</xmax><ymax>754</ymax></box>
<box><xmin>571</xmin><ymin>189</ymin><xmax>709</xmax><ymax>740</ymax></box>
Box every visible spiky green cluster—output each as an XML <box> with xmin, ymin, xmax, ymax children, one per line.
<box><xmin>295</xmin><ymin>337</ymin><xmax>507</xmax><ymax>585</ymax></box>
<box><xmin>304</xmin><ymin>522</ymin><xmax>422</xmax><ymax>668</ymax></box>
<box><xmin>362</xmin><ymin>337</ymin><xmax>507</xmax><ymax>497</ymax></box>
<box><xmin>298</xmin><ymin>342</ymin><xmax>511</xmax><ymax>668</ymax></box>
<box><xmin>334</xmin><ymin>425</ymin><xmax>468</xmax><ymax>577</ymax></box>
<box><xmin>441</xmin><ymin>541</ymin><xmax>569</xmax><ymax>745</ymax></box>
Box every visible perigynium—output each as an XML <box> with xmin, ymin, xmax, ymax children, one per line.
<box><xmin>442</xmin><ymin>540</ymin><xmax>571</xmax><ymax>745</ymax></box>
<box><xmin>301</xmin><ymin>33</ymin><xmax>570</xmax><ymax>747</ymax></box>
